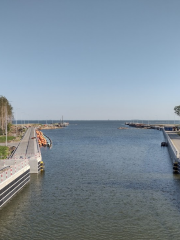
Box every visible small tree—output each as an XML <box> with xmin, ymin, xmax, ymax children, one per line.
<box><xmin>174</xmin><ymin>105</ymin><xmax>180</xmax><ymax>117</ymax></box>
<box><xmin>0</xmin><ymin>96</ymin><xmax>13</xmax><ymax>134</ymax></box>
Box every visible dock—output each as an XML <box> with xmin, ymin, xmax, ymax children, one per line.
<box><xmin>167</xmin><ymin>132</ymin><xmax>180</xmax><ymax>154</ymax></box>
<box><xmin>126</xmin><ymin>122</ymin><xmax>180</xmax><ymax>173</ymax></box>
<box><xmin>0</xmin><ymin>127</ymin><xmax>45</xmax><ymax>208</ymax></box>
<box><xmin>11</xmin><ymin>127</ymin><xmax>42</xmax><ymax>173</ymax></box>
<box><xmin>163</xmin><ymin>130</ymin><xmax>180</xmax><ymax>173</ymax></box>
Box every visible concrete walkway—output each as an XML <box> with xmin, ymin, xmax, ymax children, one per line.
<box><xmin>13</xmin><ymin>127</ymin><xmax>39</xmax><ymax>158</ymax></box>
<box><xmin>167</xmin><ymin>132</ymin><xmax>180</xmax><ymax>153</ymax></box>
<box><xmin>0</xmin><ymin>128</ymin><xmax>39</xmax><ymax>155</ymax></box>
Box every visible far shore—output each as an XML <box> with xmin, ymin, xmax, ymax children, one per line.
<box><xmin>0</xmin><ymin>123</ymin><xmax>63</xmax><ymax>148</ymax></box>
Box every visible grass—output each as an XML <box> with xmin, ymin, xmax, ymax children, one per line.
<box><xmin>0</xmin><ymin>146</ymin><xmax>10</xmax><ymax>159</ymax></box>
<box><xmin>0</xmin><ymin>136</ymin><xmax>16</xmax><ymax>143</ymax></box>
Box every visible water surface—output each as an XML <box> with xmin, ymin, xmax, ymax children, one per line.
<box><xmin>1</xmin><ymin>121</ymin><xmax>180</xmax><ymax>240</ymax></box>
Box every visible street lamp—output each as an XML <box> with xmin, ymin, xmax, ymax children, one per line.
<box><xmin>5</xmin><ymin>100</ymin><xmax>13</xmax><ymax>146</ymax></box>
<box><xmin>15</xmin><ymin>108</ymin><xmax>20</xmax><ymax>137</ymax></box>
<box><xmin>5</xmin><ymin>102</ymin><xmax>7</xmax><ymax>146</ymax></box>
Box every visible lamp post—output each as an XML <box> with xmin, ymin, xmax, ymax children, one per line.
<box><xmin>0</xmin><ymin>96</ymin><xmax>2</xmax><ymax>134</ymax></box>
<box><xmin>5</xmin><ymin>100</ymin><xmax>13</xmax><ymax>146</ymax></box>
<box><xmin>15</xmin><ymin>108</ymin><xmax>20</xmax><ymax>137</ymax></box>
<box><xmin>15</xmin><ymin>109</ymin><xmax>17</xmax><ymax>137</ymax></box>
<box><xmin>5</xmin><ymin>102</ymin><xmax>7</xmax><ymax>146</ymax></box>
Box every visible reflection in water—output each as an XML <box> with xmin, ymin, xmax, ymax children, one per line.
<box><xmin>0</xmin><ymin>121</ymin><xmax>180</xmax><ymax>240</ymax></box>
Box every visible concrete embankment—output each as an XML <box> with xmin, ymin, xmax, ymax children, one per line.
<box><xmin>125</xmin><ymin>122</ymin><xmax>179</xmax><ymax>130</ymax></box>
<box><xmin>0</xmin><ymin>127</ymin><xmax>47</xmax><ymax>207</ymax></box>
<box><xmin>126</xmin><ymin>122</ymin><xmax>180</xmax><ymax>173</ymax></box>
<box><xmin>11</xmin><ymin>127</ymin><xmax>42</xmax><ymax>173</ymax></box>
<box><xmin>162</xmin><ymin>129</ymin><xmax>180</xmax><ymax>163</ymax></box>
<box><xmin>0</xmin><ymin>159</ymin><xmax>30</xmax><ymax>207</ymax></box>
<box><xmin>162</xmin><ymin>129</ymin><xmax>180</xmax><ymax>173</ymax></box>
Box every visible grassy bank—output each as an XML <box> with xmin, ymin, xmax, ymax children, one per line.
<box><xmin>0</xmin><ymin>146</ymin><xmax>10</xmax><ymax>159</ymax></box>
<box><xmin>0</xmin><ymin>136</ymin><xmax>16</xmax><ymax>143</ymax></box>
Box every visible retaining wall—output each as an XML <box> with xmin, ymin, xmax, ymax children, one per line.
<box><xmin>0</xmin><ymin>160</ymin><xmax>30</xmax><ymax>207</ymax></box>
<box><xmin>162</xmin><ymin>128</ymin><xmax>180</xmax><ymax>164</ymax></box>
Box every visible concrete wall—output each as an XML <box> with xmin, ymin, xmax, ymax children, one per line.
<box><xmin>28</xmin><ymin>155</ymin><xmax>42</xmax><ymax>173</ymax></box>
<box><xmin>162</xmin><ymin>129</ymin><xmax>179</xmax><ymax>164</ymax></box>
<box><xmin>0</xmin><ymin>159</ymin><xmax>29</xmax><ymax>183</ymax></box>
<box><xmin>0</xmin><ymin>165</ymin><xmax>30</xmax><ymax>207</ymax></box>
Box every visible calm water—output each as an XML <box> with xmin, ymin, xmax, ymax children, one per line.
<box><xmin>1</xmin><ymin>121</ymin><xmax>180</xmax><ymax>240</ymax></box>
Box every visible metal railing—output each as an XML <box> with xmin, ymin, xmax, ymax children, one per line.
<box><xmin>0</xmin><ymin>159</ymin><xmax>29</xmax><ymax>183</ymax></box>
<box><xmin>10</xmin><ymin>127</ymin><xmax>41</xmax><ymax>160</ymax></box>
<box><xmin>10</xmin><ymin>128</ymin><xmax>30</xmax><ymax>159</ymax></box>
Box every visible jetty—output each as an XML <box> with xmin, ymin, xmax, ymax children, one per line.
<box><xmin>0</xmin><ymin>127</ymin><xmax>47</xmax><ymax>208</ymax></box>
<box><xmin>11</xmin><ymin>127</ymin><xmax>43</xmax><ymax>173</ymax></box>
<box><xmin>125</xmin><ymin>122</ymin><xmax>162</xmax><ymax>130</ymax></box>
<box><xmin>162</xmin><ymin>130</ymin><xmax>180</xmax><ymax>174</ymax></box>
<box><xmin>125</xmin><ymin>122</ymin><xmax>180</xmax><ymax>174</ymax></box>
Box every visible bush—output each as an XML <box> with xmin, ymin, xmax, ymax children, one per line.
<box><xmin>0</xmin><ymin>146</ymin><xmax>9</xmax><ymax>159</ymax></box>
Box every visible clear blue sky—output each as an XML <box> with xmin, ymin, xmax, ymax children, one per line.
<box><xmin>1</xmin><ymin>0</ymin><xmax>180</xmax><ymax>120</ymax></box>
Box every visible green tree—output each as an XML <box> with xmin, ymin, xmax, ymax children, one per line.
<box><xmin>0</xmin><ymin>96</ymin><xmax>13</xmax><ymax>134</ymax></box>
<box><xmin>174</xmin><ymin>105</ymin><xmax>180</xmax><ymax>117</ymax></box>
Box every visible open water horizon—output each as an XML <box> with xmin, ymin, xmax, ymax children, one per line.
<box><xmin>1</xmin><ymin>121</ymin><xmax>180</xmax><ymax>240</ymax></box>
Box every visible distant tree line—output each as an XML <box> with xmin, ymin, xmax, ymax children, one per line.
<box><xmin>0</xmin><ymin>96</ymin><xmax>13</xmax><ymax>135</ymax></box>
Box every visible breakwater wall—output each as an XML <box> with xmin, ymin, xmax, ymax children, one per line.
<box><xmin>126</xmin><ymin>122</ymin><xmax>180</xmax><ymax>173</ymax></box>
<box><xmin>0</xmin><ymin>127</ymin><xmax>47</xmax><ymax>207</ymax></box>
<box><xmin>125</xmin><ymin>122</ymin><xmax>162</xmax><ymax>130</ymax></box>
<box><xmin>162</xmin><ymin>129</ymin><xmax>180</xmax><ymax>174</ymax></box>
<box><xmin>162</xmin><ymin>129</ymin><xmax>179</xmax><ymax>163</ymax></box>
<box><xmin>0</xmin><ymin>159</ymin><xmax>30</xmax><ymax>207</ymax></box>
<box><xmin>11</xmin><ymin>127</ymin><xmax>42</xmax><ymax>173</ymax></box>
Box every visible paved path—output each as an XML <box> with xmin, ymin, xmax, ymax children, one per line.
<box><xmin>26</xmin><ymin>127</ymin><xmax>39</xmax><ymax>157</ymax></box>
<box><xmin>167</xmin><ymin>132</ymin><xmax>180</xmax><ymax>153</ymax></box>
<box><xmin>13</xmin><ymin>127</ymin><xmax>39</xmax><ymax>158</ymax></box>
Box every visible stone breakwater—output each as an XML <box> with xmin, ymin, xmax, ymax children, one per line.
<box><xmin>125</xmin><ymin>122</ymin><xmax>180</xmax><ymax>131</ymax></box>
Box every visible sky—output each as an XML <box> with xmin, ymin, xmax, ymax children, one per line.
<box><xmin>0</xmin><ymin>0</ymin><xmax>180</xmax><ymax>120</ymax></box>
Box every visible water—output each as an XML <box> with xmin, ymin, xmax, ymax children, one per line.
<box><xmin>1</xmin><ymin>121</ymin><xmax>180</xmax><ymax>240</ymax></box>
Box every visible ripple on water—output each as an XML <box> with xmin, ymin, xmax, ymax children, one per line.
<box><xmin>0</xmin><ymin>121</ymin><xmax>180</xmax><ymax>240</ymax></box>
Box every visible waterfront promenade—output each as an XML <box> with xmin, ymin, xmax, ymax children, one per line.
<box><xmin>0</xmin><ymin>127</ymin><xmax>39</xmax><ymax>155</ymax></box>
<box><xmin>13</xmin><ymin>127</ymin><xmax>39</xmax><ymax>159</ymax></box>
<box><xmin>0</xmin><ymin>127</ymin><xmax>42</xmax><ymax>173</ymax></box>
